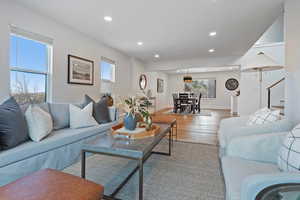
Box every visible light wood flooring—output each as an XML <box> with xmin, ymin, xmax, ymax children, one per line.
<box><xmin>153</xmin><ymin>108</ymin><xmax>237</xmax><ymax>145</ymax></box>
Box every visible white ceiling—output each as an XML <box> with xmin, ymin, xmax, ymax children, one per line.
<box><xmin>166</xmin><ymin>65</ymin><xmax>241</xmax><ymax>74</ymax></box>
<box><xmin>14</xmin><ymin>0</ymin><xmax>284</xmax><ymax>63</ymax></box>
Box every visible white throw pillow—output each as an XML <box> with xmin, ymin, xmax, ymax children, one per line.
<box><xmin>25</xmin><ymin>105</ymin><xmax>53</xmax><ymax>142</ymax></box>
<box><xmin>69</xmin><ymin>102</ymin><xmax>98</xmax><ymax>129</ymax></box>
<box><xmin>247</xmin><ymin>107</ymin><xmax>281</xmax><ymax>126</ymax></box>
<box><xmin>247</xmin><ymin>107</ymin><xmax>269</xmax><ymax>125</ymax></box>
<box><xmin>278</xmin><ymin>124</ymin><xmax>300</xmax><ymax>172</ymax></box>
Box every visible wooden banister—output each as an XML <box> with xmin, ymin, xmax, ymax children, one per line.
<box><xmin>267</xmin><ymin>78</ymin><xmax>285</xmax><ymax>90</ymax></box>
<box><xmin>267</xmin><ymin>77</ymin><xmax>285</xmax><ymax>109</ymax></box>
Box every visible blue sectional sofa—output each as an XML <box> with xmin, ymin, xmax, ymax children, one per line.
<box><xmin>0</xmin><ymin>103</ymin><xmax>118</xmax><ymax>186</ymax></box>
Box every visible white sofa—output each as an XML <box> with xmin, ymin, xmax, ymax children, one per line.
<box><xmin>218</xmin><ymin>116</ymin><xmax>300</xmax><ymax>200</ymax></box>
<box><xmin>222</xmin><ymin>132</ymin><xmax>300</xmax><ymax>200</ymax></box>
<box><xmin>218</xmin><ymin>116</ymin><xmax>294</xmax><ymax>157</ymax></box>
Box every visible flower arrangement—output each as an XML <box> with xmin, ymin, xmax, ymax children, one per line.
<box><xmin>124</xmin><ymin>97</ymin><xmax>141</xmax><ymax>117</ymax></box>
<box><xmin>116</xmin><ymin>96</ymin><xmax>152</xmax><ymax>130</ymax></box>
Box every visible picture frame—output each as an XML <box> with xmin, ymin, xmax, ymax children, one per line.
<box><xmin>68</xmin><ymin>55</ymin><xmax>94</xmax><ymax>85</ymax></box>
<box><xmin>157</xmin><ymin>78</ymin><xmax>164</xmax><ymax>93</ymax></box>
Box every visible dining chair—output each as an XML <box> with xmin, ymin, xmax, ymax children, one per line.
<box><xmin>178</xmin><ymin>94</ymin><xmax>190</xmax><ymax>113</ymax></box>
<box><xmin>172</xmin><ymin>93</ymin><xmax>181</xmax><ymax>113</ymax></box>
<box><xmin>179</xmin><ymin>93</ymin><xmax>189</xmax><ymax>99</ymax></box>
<box><xmin>195</xmin><ymin>93</ymin><xmax>202</xmax><ymax>113</ymax></box>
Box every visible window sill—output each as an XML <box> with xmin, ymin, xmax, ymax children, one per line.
<box><xmin>101</xmin><ymin>79</ymin><xmax>115</xmax><ymax>83</ymax></box>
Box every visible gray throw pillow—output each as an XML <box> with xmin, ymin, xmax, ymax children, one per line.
<box><xmin>48</xmin><ymin>103</ymin><xmax>70</xmax><ymax>130</ymax></box>
<box><xmin>83</xmin><ymin>95</ymin><xmax>111</xmax><ymax>124</ymax></box>
<box><xmin>0</xmin><ymin>97</ymin><xmax>29</xmax><ymax>150</ymax></box>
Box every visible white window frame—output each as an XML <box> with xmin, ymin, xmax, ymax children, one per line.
<box><xmin>186</xmin><ymin>78</ymin><xmax>217</xmax><ymax>99</ymax></box>
<box><xmin>9</xmin><ymin>27</ymin><xmax>53</xmax><ymax>103</ymax></box>
<box><xmin>100</xmin><ymin>57</ymin><xmax>116</xmax><ymax>83</ymax></box>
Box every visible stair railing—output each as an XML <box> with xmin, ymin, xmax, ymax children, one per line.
<box><xmin>267</xmin><ymin>78</ymin><xmax>285</xmax><ymax>109</ymax></box>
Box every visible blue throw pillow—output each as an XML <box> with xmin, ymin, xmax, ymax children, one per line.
<box><xmin>0</xmin><ymin>97</ymin><xmax>29</xmax><ymax>150</ymax></box>
<box><xmin>83</xmin><ymin>95</ymin><xmax>111</xmax><ymax>124</ymax></box>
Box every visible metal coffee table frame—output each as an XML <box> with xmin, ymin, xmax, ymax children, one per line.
<box><xmin>81</xmin><ymin>125</ymin><xmax>172</xmax><ymax>200</ymax></box>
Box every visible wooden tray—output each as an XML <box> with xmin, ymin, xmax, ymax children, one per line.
<box><xmin>112</xmin><ymin>123</ymin><xmax>160</xmax><ymax>139</ymax></box>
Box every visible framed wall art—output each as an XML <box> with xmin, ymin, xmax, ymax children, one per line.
<box><xmin>157</xmin><ymin>78</ymin><xmax>164</xmax><ymax>93</ymax></box>
<box><xmin>68</xmin><ymin>55</ymin><xmax>94</xmax><ymax>85</ymax></box>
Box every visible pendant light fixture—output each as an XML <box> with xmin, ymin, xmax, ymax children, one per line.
<box><xmin>183</xmin><ymin>69</ymin><xmax>193</xmax><ymax>83</ymax></box>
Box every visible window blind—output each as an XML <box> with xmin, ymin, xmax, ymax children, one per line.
<box><xmin>101</xmin><ymin>56</ymin><xmax>115</xmax><ymax>64</ymax></box>
<box><xmin>10</xmin><ymin>25</ymin><xmax>53</xmax><ymax>45</ymax></box>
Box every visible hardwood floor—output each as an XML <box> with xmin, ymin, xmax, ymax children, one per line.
<box><xmin>153</xmin><ymin>108</ymin><xmax>237</xmax><ymax>145</ymax></box>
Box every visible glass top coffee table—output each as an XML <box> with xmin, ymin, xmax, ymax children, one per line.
<box><xmin>81</xmin><ymin>123</ymin><xmax>172</xmax><ymax>200</ymax></box>
<box><xmin>256</xmin><ymin>184</ymin><xmax>300</xmax><ymax>200</ymax></box>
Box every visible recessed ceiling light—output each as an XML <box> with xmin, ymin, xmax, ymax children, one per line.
<box><xmin>104</xmin><ymin>16</ymin><xmax>112</xmax><ymax>22</ymax></box>
<box><xmin>137</xmin><ymin>41</ymin><xmax>143</xmax><ymax>46</ymax></box>
<box><xmin>154</xmin><ymin>54</ymin><xmax>160</xmax><ymax>58</ymax></box>
<box><xmin>209</xmin><ymin>31</ymin><xmax>217</xmax><ymax>36</ymax></box>
<box><xmin>209</xmin><ymin>49</ymin><xmax>215</xmax><ymax>53</ymax></box>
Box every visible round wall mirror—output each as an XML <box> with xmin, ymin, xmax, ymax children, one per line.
<box><xmin>139</xmin><ymin>74</ymin><xmax>147</xmax><ymax>90</ymax></box>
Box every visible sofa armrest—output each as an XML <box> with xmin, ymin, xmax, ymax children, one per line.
<box><xmin>219</xmin><ymin>116</ymin><xmax>249</xmax><ymax>130</ymax></box>
<box><xmin>227</xmin><ymin>132</ymin><xmax>287</xmax><ymax>164</ymax></box>
<box><xmin>108</xmin><ymin>107</ymin><xmax>119</xmax><ymax>122</ymax></box>
<box><xmin>218</xmin><ymin>116</ymin><xmax>249</xmax><ymax>148</ymax></box>
<box><xmin>241</xmin><ymin>173</ymin><xmax>300</xmax><ymax>200</ymax></box>
<box><xmin>231</xmin><ymin>119</ymin><xmax>293</xmax><ymax>138</ymax></box>
<box><xmin>220</xmin><ymin>119</ymin><xmax>293</xmax><ymax>148</ymax></box>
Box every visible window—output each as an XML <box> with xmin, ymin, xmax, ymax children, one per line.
<box><xmin>100</xmin><ymin>57</ymin><xmax>115</xmax><ymax>82</ymax></box>
<box><xmin>10</xmin><ymin>29</ymin><xmax>52</xmax><ymax>105</ymax></box>
<box><xmin>184</xmin><ymin>79</ymin><xmax>216</xmax><ymax>98</ymax></box>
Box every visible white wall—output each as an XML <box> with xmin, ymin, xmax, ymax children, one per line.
<box><xmin>285</xmin><ymin>0</ymin><xmax>300</xmax><ymax>124</ymax></box>
<box><xmin>256</xmin><ymin>14</ymin><xmax>284</xmax><ymax>45</ymax></box>
<box><xmin>144</xmin><ymin>72</ymin><xmax>169</xmax><ymax>111</ymax></box>
<box><xmin>238</xmin><ymin>43</ymin><xmax>285</xmax><ymax>115</ymax></box>
<box><xmin>0</xmin><ymin>0</ymin><xmax>137</xmax><ymax>103</ymax></box>
<box><xmin>130</xmin><ymin>58</ymin><xmax>146</xmax><ymax>95</ymax></box>
<box><xmin>168</xmin><ymin>71</ymin><xmax>240</xmax><ymax>110</ymax></box>
<box><xmin>101</xmin><ymin>57</ymin><xmax>145</xmax><ymax>97</ymax></box>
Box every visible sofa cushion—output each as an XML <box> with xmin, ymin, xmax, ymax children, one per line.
<box><xmin>19</xmin><ymin>103</ymin><xmax>50</xmax><ymax>114</ymax></box>
<box><xmin>0</xmin><ymin>122</ymin><xmax>116</xmax><ymax>168</ymax></box>
<box><xmin>25</xmin><ymin>105</ymin><xmax>53</xmax><ymax>142</ymax></box>
<box><xmin>83</xmin><ymin>95</ymin><xmax>111</xmax><ymax>124</ymax></box>
<box><xmin>278</xmin><ymin>124</ymin><xmax>300</xmax><ymax>172</ymax></box>
<box><xmin>0</xmin><ymin>97</ymin><xmax>29</xmax><ymax>150</ymax></box>
<box><xmin>69</xmin><ymin>103</ymin><xmax>98</xmax><ymax>129</ymax></box>
<box><xmin>218</xmin><ymin>116</ymin><xmax>249</xmax><ymax>148</ymax></box>
<box><xmin>222</xmin><ymin>156</ymin><xmax>279</xmax><ymax>200</ymax></box>
<box><xmin>218</xmin><ymin>118</ymin><xmax>293</xmax><ymax>152</ymax></box>
<box><xmin>48</xmin><ymin>103</ymin><xmax>70</xmax><ymax>130</ymax></box>
<box><xmin>36</xmin><ymin>103</ymin><xmax>50</xmax><ymax>113</ymax></box>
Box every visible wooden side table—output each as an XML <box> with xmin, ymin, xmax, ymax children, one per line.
<box><xmin>0</xmin><ymin>169</ymin><xmax>103</xmax><ymax>200</ymax></box>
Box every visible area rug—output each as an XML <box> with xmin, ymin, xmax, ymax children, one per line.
<box><xmin>64</xmin><ymin>141</ymin><xmax>225</xmax><ymax>200</ymax></box>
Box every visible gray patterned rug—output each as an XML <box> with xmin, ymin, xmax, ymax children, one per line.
<box><xmin>64</xmin><ymin>141</ymin><xmax>224</xmax><ymax>200</ymax></box>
